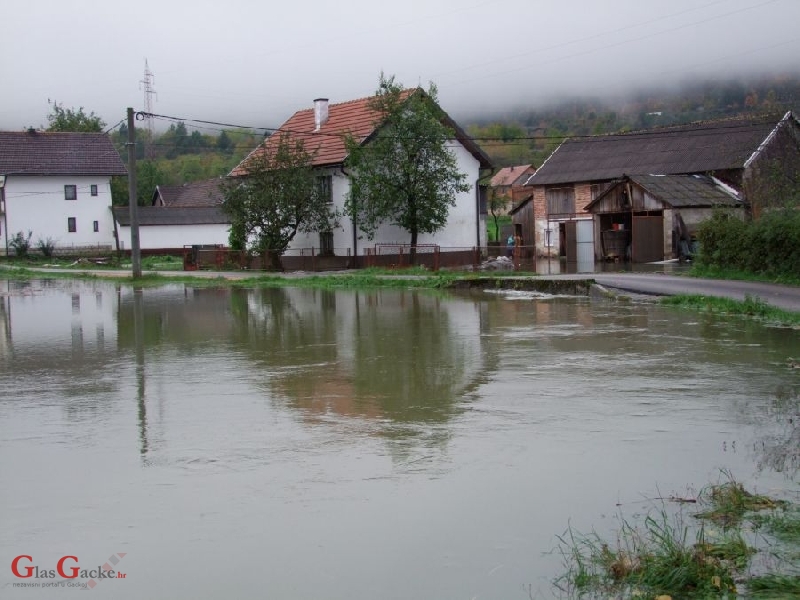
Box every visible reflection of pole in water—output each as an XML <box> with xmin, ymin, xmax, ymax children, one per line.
<box><xmin>133</xmin><ymin>287</ymin><xmax>148</xmax><ymax>458</ymax></box>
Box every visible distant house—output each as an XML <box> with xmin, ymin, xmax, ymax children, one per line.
<box><xmin>489</xmin><ymin>164</ymin><xmax>535</xmax><ymax>214</ymax></box>
<box><xmin>231</xmin><ymin>92</ymin><xmax>493</xmax><ymax>266</ymax></box>
<box><xmin>517</xmin><ymin>111</ymin><xmax>800</xmax><ymax>263</ymax></box>
<box><xmin>113</xmin><ymin>179</ymin><xmax>229</xmax><ymax>250</ymax></box>
<box><xmin>0</xmin><ymin>130</ymin><xmax>127</xmax><ymax>255</ymax></box>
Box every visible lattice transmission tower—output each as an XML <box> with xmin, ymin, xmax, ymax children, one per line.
<box><xmin>139</xmin><ymin>59</ymin><xmax>157</xmax><ymax>157</ymax></box>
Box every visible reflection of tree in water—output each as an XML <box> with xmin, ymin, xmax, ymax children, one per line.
<box><xmin>352</xmin><ymin>292</ymin><xmax>470</xmax><ymax>425</ymax></box>
<box><xmin>230</xmin><ymin>288</ymin><xmax>484</xmax><ymax>454</ymax></box>
<box><xmin>754</xmin><ymin>384</ymin><xmax>799</xmax><ymax>476</ymax></box>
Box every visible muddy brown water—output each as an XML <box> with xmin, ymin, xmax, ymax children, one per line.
<box><xmin>1</xmin><ymin>279</ymin><xmax>797</xmax><ymax>599</ymax></box>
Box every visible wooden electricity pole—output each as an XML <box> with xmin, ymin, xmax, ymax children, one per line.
<box><xmin>127</xmin><ymin>108</ymin><xmax>142</xmax><ymax>278</ymax></box>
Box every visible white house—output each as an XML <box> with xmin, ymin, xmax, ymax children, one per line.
<box><xmin>113</xmin><ymin>179</ymin><xmax>229</xmax><ymax>250</ymax></box>
<box><xmin>0</xmin><ymin>130</ymin><xmax>127</xmax><ymax>255</ymax></box>
<box><xmin>230</xmin><ymin>92</ymin><xmax>492</xmax><ymax>267</ymax></box>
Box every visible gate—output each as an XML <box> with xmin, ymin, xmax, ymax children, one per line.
<box><xmin>632</xmin><ymin>215</ymin><xmax>664</xmax><ymax>263</ymax></box>
<box><xmin>565</xmin><ymin>219</ymin><xmax>595</xmax><ymax>272</ymax></box>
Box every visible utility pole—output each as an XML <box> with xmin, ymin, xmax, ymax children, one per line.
<box><xmin>127</xmin><ymin>108</ymin><xmax>142</xmax><ymax>278</ymax></box>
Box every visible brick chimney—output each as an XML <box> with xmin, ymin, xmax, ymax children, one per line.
<box><xmin>313</xmin><ymin>98</ymin><xmax>329</xmax><ymax>131</ymax></box>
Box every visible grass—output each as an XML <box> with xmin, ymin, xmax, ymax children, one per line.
<box><xmin>690</xmin><ymin>264</ymin><xmax>800</xmax><ymax>287</ymax></box>
<box><xmin>661</xmin><ymin>294</ymin><xmax>800</xmax><ymax>326</ymax></box>
<box><xmin>694</xmin><ymin>474</ymin><xmax>786</xmax><ymax>527</ymax></box>
<box><xmin>556</xmin><ymin>473</ymin><xmax>797</xmax><ymax>599</ymax></box>
<box><xmin>746</xmin><ymin>574</ymin><xmax>800</xmax><ymax>598</ymax></box>
<box><xmin>556</xmin><ymin>513</ymin><xmax>742</xmax><ymax>598</ymax></box>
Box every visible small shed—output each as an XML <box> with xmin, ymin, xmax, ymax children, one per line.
<box><xmin>585</xmin><ymin>174</ymin><xmax>743</xmax><ymax>262</ymax></box>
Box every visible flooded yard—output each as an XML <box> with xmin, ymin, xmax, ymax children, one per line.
<box><xmin>0</xmin><ymin>279</ymin><xmax>797</xmax><ymax>599</ymax></box>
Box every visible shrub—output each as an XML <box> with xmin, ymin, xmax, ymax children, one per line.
<box><xmin>9</xmin><ymin>230</ymin><xmax>33</xmax><ymax>257</ymax></box>
<box><xmin>696</xmin><ymin>209</ymin><xmax>800</xmax><ymax>278</ymax></box>
<box><xmin>36</xmin><ymin>236</ymin><xmax>57</xmax><ymax>257</ymax></box>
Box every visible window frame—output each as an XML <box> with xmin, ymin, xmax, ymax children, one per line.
<box><xmin>317</xmin><ymin>175</ymin><xmax>333</xmax><ymax>204</ymax></box>
<box><xmin>64</xmin><ymin>185</ymin><xmax>77</xmax><ymax>201</ymax></box>
<box><xmin>93</xmin><ymin>220</ymin><xmax>99</xmax><ymax>232</ymax></box>
<box><xmin>90</xmin><ymin>184</ymin><xmax>98</xmax><ymax>196</ymax></box>
<box><xmin>67</xmin><ymin>217</ymin><xmax>77</xmax><ymax>233</ymax></box>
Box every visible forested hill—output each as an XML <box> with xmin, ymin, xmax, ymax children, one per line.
<box><xmin>112</xmin><ymin>73</ymin><xmax>799</xmax><ymax>204</ymax></box>
<box><xmin>465</xmin><ymin>73</ymin><xmax>800</xmax><ymax>168</ymax></box>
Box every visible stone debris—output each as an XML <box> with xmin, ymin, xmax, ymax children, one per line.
<box><xmin>478</xmin><ymin>256</ymin><xmax>515</xmax><ymax>271</ymax></box>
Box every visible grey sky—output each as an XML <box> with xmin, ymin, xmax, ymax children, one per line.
<box><xmin>2</xmin><ymin>0</ymin><xmax>798</xmax><ymax>131</ymax></box>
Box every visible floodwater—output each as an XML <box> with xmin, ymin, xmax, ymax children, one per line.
<box><xmin>0</xmin><ymin>279</ymin><xmax>797</xmax><ymax>600</ymax></box>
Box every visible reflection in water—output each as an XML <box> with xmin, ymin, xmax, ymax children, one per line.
<box><xmin>750</xmin><ymin>384</ymin><xmax>799</xmax><ymax>475</ymax></box>
<box><xmin>133</xmin><ymin>287</ymin><xmax>148</xmax><ymax>458</ymax></box>
<box><xmin>2</xmin><ymin>279</ymin><xmax>799</xmax><ymax>600</ymax></box>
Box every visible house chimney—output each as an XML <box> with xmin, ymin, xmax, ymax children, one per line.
<box><xmin>314</xmin><ymin>98</ymin><xmax>329</xmax><ymax>131</ymax></box>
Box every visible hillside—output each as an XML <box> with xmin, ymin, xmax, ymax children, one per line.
<box><xmin>466</xmin><ymin>73</ymin><xmax>800</xmax><ymax>167</ymax></box>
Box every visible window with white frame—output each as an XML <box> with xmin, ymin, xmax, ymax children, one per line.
<box><xmin>90</xmin><ymin>184</ymin><xmax>98</xmax><ymax>196</ymax></box>
<box><xmin>65</xmin><ymin>185</ymin><xmax>77</xmax><ymax>200</ymax></box>
<box><xmin>68</xmin><ymin>217</ymin><xmax>77</xmax><ymax>233</ymax></box>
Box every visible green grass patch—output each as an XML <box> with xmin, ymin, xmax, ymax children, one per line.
<box><xmin>751</xmin><ymin>506</ymin><xmax>800</xmax><ymax>543</ymax></box>
<box><xmin>556</xmin><ymin>473</ymin><xmax>797</xmax><ymax>599</ymax></box>
<box><xmin>746</xmin><ymin>574</ymin><xmax>800</xmax><ymax>598</ymax></box>
<box><xmin>689</xmin><ymin>264</ymin><xmax>800</xmax><ymax>286</ymax></box>
<box><xmin>660</xmin><ymin>294</ymin><xmax>800</xmax><ymax>326</ymax></box>
<box><xmin>556</xmin><ymin>513</ymin><xmax>742</xmax><ymax>598</ymax></box>
<box><xmin>694</xmin><ymin>475</ymin><xmax>786</xmax><ymax>527</ymax></box>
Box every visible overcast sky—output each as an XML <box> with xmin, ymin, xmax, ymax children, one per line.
<box><xmin>2</xmin><ymin>0</ymin><xmax>798</xmax><ymax>132</ymax></box>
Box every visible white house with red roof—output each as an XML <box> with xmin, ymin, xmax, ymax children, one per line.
<box><xmin>0</xmin><ymin>130</ymin><xmax>127</xmax><ymax>255</ymax></box>
<box><xmin>231</xmin><ymin>92</ymin><xmax>492</xmax><ymax>264</ymax></box>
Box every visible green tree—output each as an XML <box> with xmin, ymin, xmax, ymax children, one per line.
<box><xmin>344</xmin><ymin>74</ymin><xmax>470</xmax><ymax>263</ymax></box>
<box><xmin>487</xmin><ymin>186</ymin><xmax>508</xmax><ymax>241</ymax></box>
<box><xmin>216</xmin><ymin>130</ymin><xmax>234</xmax><ymax>154</ymax></box>
<box><xmin>221</xmin><ymin>133</ymin><xmax>337</xmax><ymax>270</ymax></box>
<box><xmin>44</xmin><ymin>100</ymin><xmax>106</xmax><ymax>132</ymax></box>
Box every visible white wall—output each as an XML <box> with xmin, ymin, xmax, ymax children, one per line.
<box><xmin>117</xmin><ymin>223</ymin><xmax>230</xmax><ymax>250</ymax></box>
<box><xmin>3</xmin><ymin>175</ymin><xmax>115</xmax><ymax>252</ymax></box>
<box><xmin>289</xmin><ymin>142</ymin><xmax>483</xmax><ymax>256</ymax></box>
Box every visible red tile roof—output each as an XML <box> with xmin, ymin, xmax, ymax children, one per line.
<box><xmin>490</xmin><ymin>165</ymin><xmax>535</xmax><ymax>187</ymax></box>
<box><xmin>232</xmin><ymin>90</ymin><xmax>491</xmax><ymax>175</ymax></box>
<box><xmin>0</xmin><ymin>130</ymin><xmax>127</xmax><ymax>176</ymax></box>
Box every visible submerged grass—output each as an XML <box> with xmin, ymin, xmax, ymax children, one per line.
<box><xmin>556</xmin><ymin>513</ymin><xmax>742</xmax><ymax>598</ymax></box>
<box><xmin>556</xmin><ymin>473</ymin><xmax>796</xmax><ymax>599</ymax></box>
<box><xmin>660</xmin><ymin>294</ymin><xmax>800</xmax><ymax>326</ymax></box>
<box><xmin>694</xmin><ymin>474</ymin><xmax>786</xmax><ymax>527</ymax></box>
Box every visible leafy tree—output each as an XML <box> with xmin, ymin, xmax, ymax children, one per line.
<box><xmin>44</xmin><ymin>100</ymin><xmax>105</xmax><ymax>132</ymax></box>
<box><xmin>216</xmin><ymin>130</ymin><xmax>234</xmax><ymax>154</ymax></box>
<box><xmin>344</xmin><ymin>74</ymin><xmax>469</xmax><ymax>263</ymax></box>
<box><xmin>221</xmin><ymin>133</ymin><xmax>337</xmax><ymax>270</ymax></box>
<box><xmin>487</xmin><ymin>186</ymin><xmax>508</xmax><ymax>242</ymax></box>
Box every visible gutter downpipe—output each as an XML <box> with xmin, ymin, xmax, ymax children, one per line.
<box><xmin>341</xmin><ymin>166</ymin><xmax>358</xmax><ymax>268</ymax></box>
<box><xmin>0</xmin><ymin>175</ymin><xmax>7</xmax><ymax>257</ymax></box>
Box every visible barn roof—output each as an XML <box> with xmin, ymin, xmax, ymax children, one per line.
<box><xmin>526</xmin><ymin>113</ymin><xmax>795</xmax><ymax>186</ymax></box>
<box><xmin>0</xmin><ymin>130</ymin><xmax>127</xmax><ymax>176</ymax></box>
<box><xmin>586</xmin><ymin>174</ymin><xmax>742</xmax><ymax>211</ymax></box>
